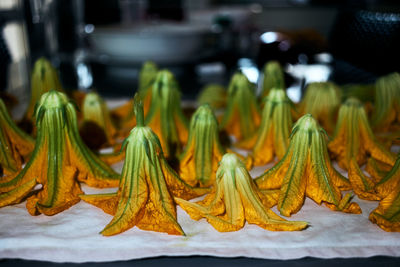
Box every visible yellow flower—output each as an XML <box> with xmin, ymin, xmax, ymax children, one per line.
<box><xmin>219</xmin><ymin>72</ymin><xmax>261</xmax><ymax>141</ymax></box>
<box><xmin>176</xmin><ymin>153</ymin><xmax>308</xmax><ymax>232</ymax></box>
<box><xmin>373</xmin><ymin>153</ymin><xmax>400</xmax><ymax>198</ymax></box>
<box><xmin>80</xmin><ymin>97</ymin><xmax>208</xmax><ymax>236</ymax></box>
<box><xmin>368</xmin><ymin>154</ymin><xmax>400</xmax><ymax>231</ymax></box>
<box><xmin>260</xmin><ymin>61</ymin><xmax>285</xmax><ymax>99</ymax></box>
<box><xmin>348</xmin><ymin>151</ymin><xmax>400</xmax><ymax>201</ymax></box>
<box><xmin>138</xmin><ymin>61</ymin><xmax>158</xmax><ymax>104</ymax></box>
<box><xmin>0</xmin><ymin>91</ymin><xmax>119</xmax><ymax>216</ymax></box>
<box><xmin>371</xmin><ymin>72</ymin><xmax>400</xmax><ymax>132</ymax></box>
<box><xmin>111</xmin><ymin>61</ymin><xmax>158</xmax><ymax>132</ymax></box>
<box><xmin>179</xmin><ymin>104</ymin><xmax>226</xmax><ymax>187</ymax></box>
<box><xmin>22</xmin><ymin>58</ymin><xmax>63</xmax><ymax>131</ymax></box>
<box><xmin>145</xmin><ymin>70</ymin><xmax>189</xmax><ymax>158</ymax></box>
<box><xmin>238</xmin><ymin>88</ymin><xmax>292</xmax><ymax>166</ymax></box>
<box><xmin>347</xmin><ymin>159</ymin><xmax>382</xmax><ymax>201</ymax></box>
<box><xmin>341</xmin><ymin>83</ymin><xmax>375</xmax><ymax>103</ymax></box>
<box><xmin>197</xmin><ymin>84</ymin><xmax>227</xmax><ymax>110</ymax></box>
<box><xmin>0</xmin><ymin>99</ymin><xmax>35</xmax><ymax>175</ymax></box>
<box><xmin>256</xmin><ymin>114</ymin><xmax>361</xmax><ymax>217</ymax></box>
<box><xmin>365</xmin><ymin>157</ymin><xmax>393</xmax><ymax>181</ymax></box>
<box><xmin>328</xmin><ymin>98</ymin><xmax>395</xmax><ymax>170</ymax></box>
<box><xmin>297</xmin><ymin>82</ymin><xmax>341</xmax><ymax>134</ymax></box>
<box><xmin>81</xmin><ymin>92</ymin><xmax>118</xmax><ymax>149</ymax></box>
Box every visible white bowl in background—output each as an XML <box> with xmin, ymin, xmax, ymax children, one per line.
<box><xmin>88</xmin><ymin>22</ymin><xmax>217</xmax><ymax>64</ymax></box>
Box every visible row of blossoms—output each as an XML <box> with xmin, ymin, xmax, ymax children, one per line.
<box><xmin>0</xmin><ymin>58</ymin><xmax>399</xmax><ymax>235</ymax></box>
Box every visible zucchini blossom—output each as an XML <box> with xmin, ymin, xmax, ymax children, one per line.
<box><xmin>368</xmin><ymin>155</ymin><xmax>400</xmax><ymax>231</ymax></box>
<box><xmin>256</xmin><ymin>114</ymin><xmax>361</xmax><ymax>217</ymax></box>
<box><xmin>138</xmin><ymin>61</ymin><xmax>159</xmax><ymax>107</ymax></box>
<box><xmin>0</xmin><ymin>91</ymin><xmax>119</xmax><ymax>216</ymax></box>
<box><xmin>261</xmin><ymin>61</ymin><xmax>285</xmax><ymax>98</ymax></box>
<box><xmin>329</xmin><ymin>98</ymin><xmax>395</xmax><ymax>170</ymax></box>
<box><xmin>80</xmin><ymin>97</ymin><xmax>207</xmax><ymax>236</ymax></box>
<box><xmin>179</xmin><ymin>104</ymin><xmax>226</xmax><ymax>187</ymax></box>
<box><xmin>347</xmin><ymin>159</ymin><xmax>382</xmax><ymax>201</ymax></box>
<box><xmin>371</xmin><ymin>72</ymin><xmax>400</xmax><ymax>132</ymax></box>
<box><xmin>111</xmin><ymin>61</ymin><xmax>158</xmax><ymax>132</ymax></box>
<box><xmin>0</xmin><ymin>99</ymin><xmax>34</xmax><ymax>175</ymax></box>
<box><xmin>23</xmin><ymin>57</ymin><xmax>63</xmax><ymax>126</ymax></box>
<box><xmin>298</xmin><ymin>82</ymin><xmax>341</xmax><ymax>134</ymax></box>
<box><xmin>176</xmin><ymin>153</ymin><xmax>308</xmax><ymax>232</ymax></box>
<box><xmin>238</xmin><ymin>88</ymin><xmax>292</xmax><ymax>166</ymax></box>
<box><xmin>220</xmin><ymin>72</ymin><xmax>261</xmax><ymax>141</ymax></box>
<box><xmin>197</xmin><ymin>84</ymin><xmax>227</xmax><ymax>110</ymax></box>
<box><xmin>81</xmin><ymin>92</ymin><xmax>118</xmax><ymax>149</ymax></box>
<box><xmin>145</xmin><ymin>70</ymin><xmax>189</xmax><ymax>157</ymax></box>
<box><xmin>348</xmin><ymin>152</ymin><xmax>400</xmax><ymax>202</ymax></box>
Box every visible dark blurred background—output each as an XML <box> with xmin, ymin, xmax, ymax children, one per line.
<box><xmin>1</xmin><ymin>1</ymin><xmax>400</xmax><ymax>266</ymax></box>
<box><xmin>1</xmin><ymin>0</ymin><xmax>400</xmax><ymax>101</ymax></box>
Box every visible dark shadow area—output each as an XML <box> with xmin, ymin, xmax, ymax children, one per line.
<box><xmin>1</xmin><ymin>256</ymin><xmax>400</xmax><ymax>267</ymax></box>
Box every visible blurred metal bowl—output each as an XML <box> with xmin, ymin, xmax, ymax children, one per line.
<box><xmin>88</xmin><ymin>22</ymin><xmax>217</xmax><ymax>64</ymax></box>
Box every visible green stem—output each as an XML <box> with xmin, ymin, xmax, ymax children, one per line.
<box><xmin>134</xmin><ymin>94</ymin><xmax>144</xmax><ymax>127</ymax></box>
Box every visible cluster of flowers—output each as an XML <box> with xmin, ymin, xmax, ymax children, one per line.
<box><xmin>0</xmin><ymin>58</ymin><xmax>399</xmax><ymax>236</ymax></box>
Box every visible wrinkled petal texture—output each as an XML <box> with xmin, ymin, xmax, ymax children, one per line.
<box><xmin>256</xmin><ymin>115</ymin><xmax>360</xmax><ymax>217</ymax></box>
<box><xmin>0</xmin><ymin>99</ymin><xmax>35</xmax><ymax>175</ymax></box>
<box><xmin>370</xmin><ymin>186</ymin><xmax>400</xmax><ymax>232</ymax></box>
<box><xmin>0</xmin><ymin>91</ymin><xmax>119</xmax><ymax>215</ymax></box>
<box><xmin>371</xmin><ymin>72</ymin><xmax>400</xmax><ymax>132</ymax></box>
<box><xmin>375</xmin><ymin>154</ymin><xmax>400</xmax><ymax>199</ymax></box>
<box><xmin>145</xmin><ymin>70</ymin><xmax>189</xmax><ymax>157</ymax></box>
<box><xmin>82</xmin><ymin>92</ymin><xmax>118</xmax><ymax>146</ymax></box>
<box><xmin>176</xmin><ymin>153</ymin><xmax>308</xmax><ymax>232</ymax></box>
<box><xmin>24</xmin><ymin>58</ymin><xmax>64</xmax><ymax>121</ymax></box>
<box><xmin>261</xmin><ymin>61</ymin><xmax>285</xmax><ymax>98</ymax></box>
<box><xmin>348</xmin><ymin>158</ymin><xmax>381</xmax><ymax>201</ymax></box>
<box><xmin>179</xmin><ymin>105</ymin><xmax>225</xmax><ymax>187</ymax></box>
<box><xmin>238</xmin><ymin>88</ymin><xmax>292</xmax><ymax>166</ymax></box>
<box><xmin>81</xmin><ymin>123</ymin><xmax>207</xmax><ymax>236</ymax></box>
<box><xmin>328</xmin><ymin>98</ymin><xmax>395</xmax><ymax>170</ymax></box>
<box><xmin>220</xmin><ymin>73</ymin><xmax>260</xmax><ymax>141</ymax></box>
<box><xmin>298</xmin><ymin>82</ymin><xmax>340</xmax><ymax>134</ymax></box>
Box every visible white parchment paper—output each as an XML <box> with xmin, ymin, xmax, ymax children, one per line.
<box><xmin>1</xmin><ymin>162</ymin><xmax>399</xmax><ymax>263</ymax></box>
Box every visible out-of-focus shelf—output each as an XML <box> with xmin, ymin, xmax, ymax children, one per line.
<box><xmin>0</xmin><ymin>9</ymin><xmax>23</xmax><ymax>22</ymax></box>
